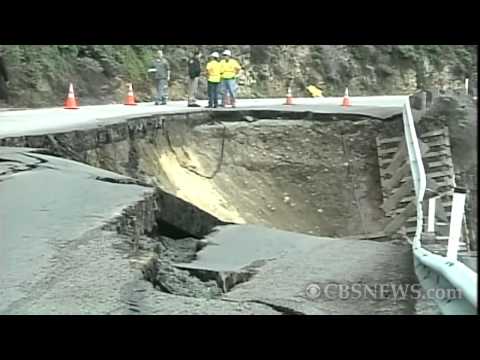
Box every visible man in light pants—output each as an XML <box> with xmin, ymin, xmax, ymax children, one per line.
<box><xmin>187</xmin><ymin>49</ymin><xmax>202</xmax><ymax>107</ymax></box>
<box><xmin>219</xmin><ymin>49</ymin><xmax>241</xmax><ymax>108</ymax></box>
<box><xmin>148</xmin><ymin>50</ymin><xmax>170</xmax><ymax>105</ymax></box>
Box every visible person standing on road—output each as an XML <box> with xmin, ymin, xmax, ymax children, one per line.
<box><xmin>219</xmin><ymin>49</ymin><xmax>241</xmax><ymax>108</ymax></box>
<box><xmin>0</xmin><ymin>48</ymin><xmax>9</xmax><ymax>104</ymax></box>
<box><xmin>206</xmin><ymin>52</ymin><xmax>221</xmax><ymax>108</ymax></box>
<box><xmin>187</xmin><ymin>50</ymin><xmax>202</xmax><ymax>107</ymax></box>
<box><xmin>148</xmin><ymin>50</ymin><xmax>170</xmax><ymax>105</ymax></box>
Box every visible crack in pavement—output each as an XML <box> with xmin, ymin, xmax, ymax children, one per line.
<box><xmin>248</xmin><ymin>300</ymin><xmax>306</xmax><ymax>315</ymax></box>
<box><xmin>220</xmin><ymin>297</ymin><xmax>305</xmax><ymax>315</ymax></box>
<box><xmin>0</xmin><ymin>158</ymin><xmax>23</xmax><ymax>163</ymax></box>
<box><xmin>95</xmin><ymin>176</ymin><xmax>153</xmax><ymax>187</ymax></box>
<box><xmin>21</xmin><ymin>152</ymin><xmax>50</xmax><ymax>165</ymax></box>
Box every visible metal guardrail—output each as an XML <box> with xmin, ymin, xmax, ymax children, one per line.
<box><xmin>402</xmin><ymin>98</ymin><xmax>477</xmax><ymax>315</ymax></box>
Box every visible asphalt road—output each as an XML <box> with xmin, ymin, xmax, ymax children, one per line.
<box><xmin>176</xmin><ymin>224</ymin><xmax>418</xmax><ymax>315</ymax></box>
<box><xmin>0</xmin><ymin>96</ymin><xmax>407</xmax><ymax>139</ymax></box>
<box><xmin>0</xmin><ymin>147</ymin><xmax>154</xmax><ymax>313</ymax></box>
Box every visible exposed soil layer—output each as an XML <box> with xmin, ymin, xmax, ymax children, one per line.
<box><xmin>76</xmin><ymin>112</ymin><xmax>404</xmax><ymax>238</ymax></box>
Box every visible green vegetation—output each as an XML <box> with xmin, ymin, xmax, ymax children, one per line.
<box><xmin>0</xmin><ymin>45</ymin><xmax>476</xmax><ymax>107</ymax></box>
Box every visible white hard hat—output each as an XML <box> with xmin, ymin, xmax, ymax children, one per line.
<box><xmin>210</xmin><ymin>52</ymin><xmax>219</xmax><ymax>58</ymax></box>
<box><xmin>222</xmin><ymin>50</ymin><xmax>232</xmax><ymax>56</ymax></box>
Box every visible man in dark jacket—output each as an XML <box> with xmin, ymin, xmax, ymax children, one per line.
<box><xmin>187</xmin><ymin>50</ymin><xmax>202</xmax><ymax>107</ymax></box>
<box><xmin>0</xmin><ymin>48</ymin><xmax>9</xmax><ymax>104</ymax></box>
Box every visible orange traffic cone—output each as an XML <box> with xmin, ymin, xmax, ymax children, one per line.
<box><xmin>64</xmin><ymin>83</ymin><xmax>79</xmax><ymax>109</ymax></box>
<box><xmin>342</xmin><ymin>88</ymin><xmax>351</xmax><ymax>107</ymax></box>
<box><xmin>284</xmin><ymin>87</ymin><xmax>294</xmax><ymax>105</ymax></box>
<box><xmin>124</xmin><ymin>83</ymin><xmax>137</xmax><ymax>106</ymax></box>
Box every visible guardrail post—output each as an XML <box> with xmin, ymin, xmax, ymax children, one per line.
<box><xmin>447</xmin><ymin>188</ymin><xmax>467</xmax><ymax>261</ymax></box>
<box><xmin>427</xmin><ymin>196</ymin><xmax>438</xmax><ymax>233</ymax></box>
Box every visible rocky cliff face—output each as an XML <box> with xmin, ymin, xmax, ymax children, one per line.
<box><xmin>0</xmin><ymin>45</ymin><xmax>477</xmax><ymax>107</ymax></box>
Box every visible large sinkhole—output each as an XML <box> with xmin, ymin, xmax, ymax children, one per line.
<box><xmin>79</xmin><ymin>111</ymin><xmax>406</xmax><ymax>300</ymax></box>
<box><xmin>56</xmin><ymin>109</ymin><xmax>429</xmax><ymax>313</ymax></box>
<box><xmin>91</xmin><ymin>111</ymin><xmax>403</xmax><ymax>238</ymax></box>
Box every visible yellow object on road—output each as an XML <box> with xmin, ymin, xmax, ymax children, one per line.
<box><xmin>307</xmin><ymin>85</ymin><xmax>323</xmax><ymax>97</ymax></box>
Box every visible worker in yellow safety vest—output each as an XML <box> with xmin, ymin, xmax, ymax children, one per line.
<box><xmin>205</xmin><ymin>52</ymin><xmax>222</xmax><ymax>108</ymax></box>
<box><xmin>219</xmin><ymin>49</ymin><xmax>241</xmax><ymax>108</ymax></box>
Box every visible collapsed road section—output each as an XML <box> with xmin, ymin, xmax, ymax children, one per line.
<box><xmin>0</xmin><ymin>102</ymin><xmax>444</xmax><ymax>314</ymax></box>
